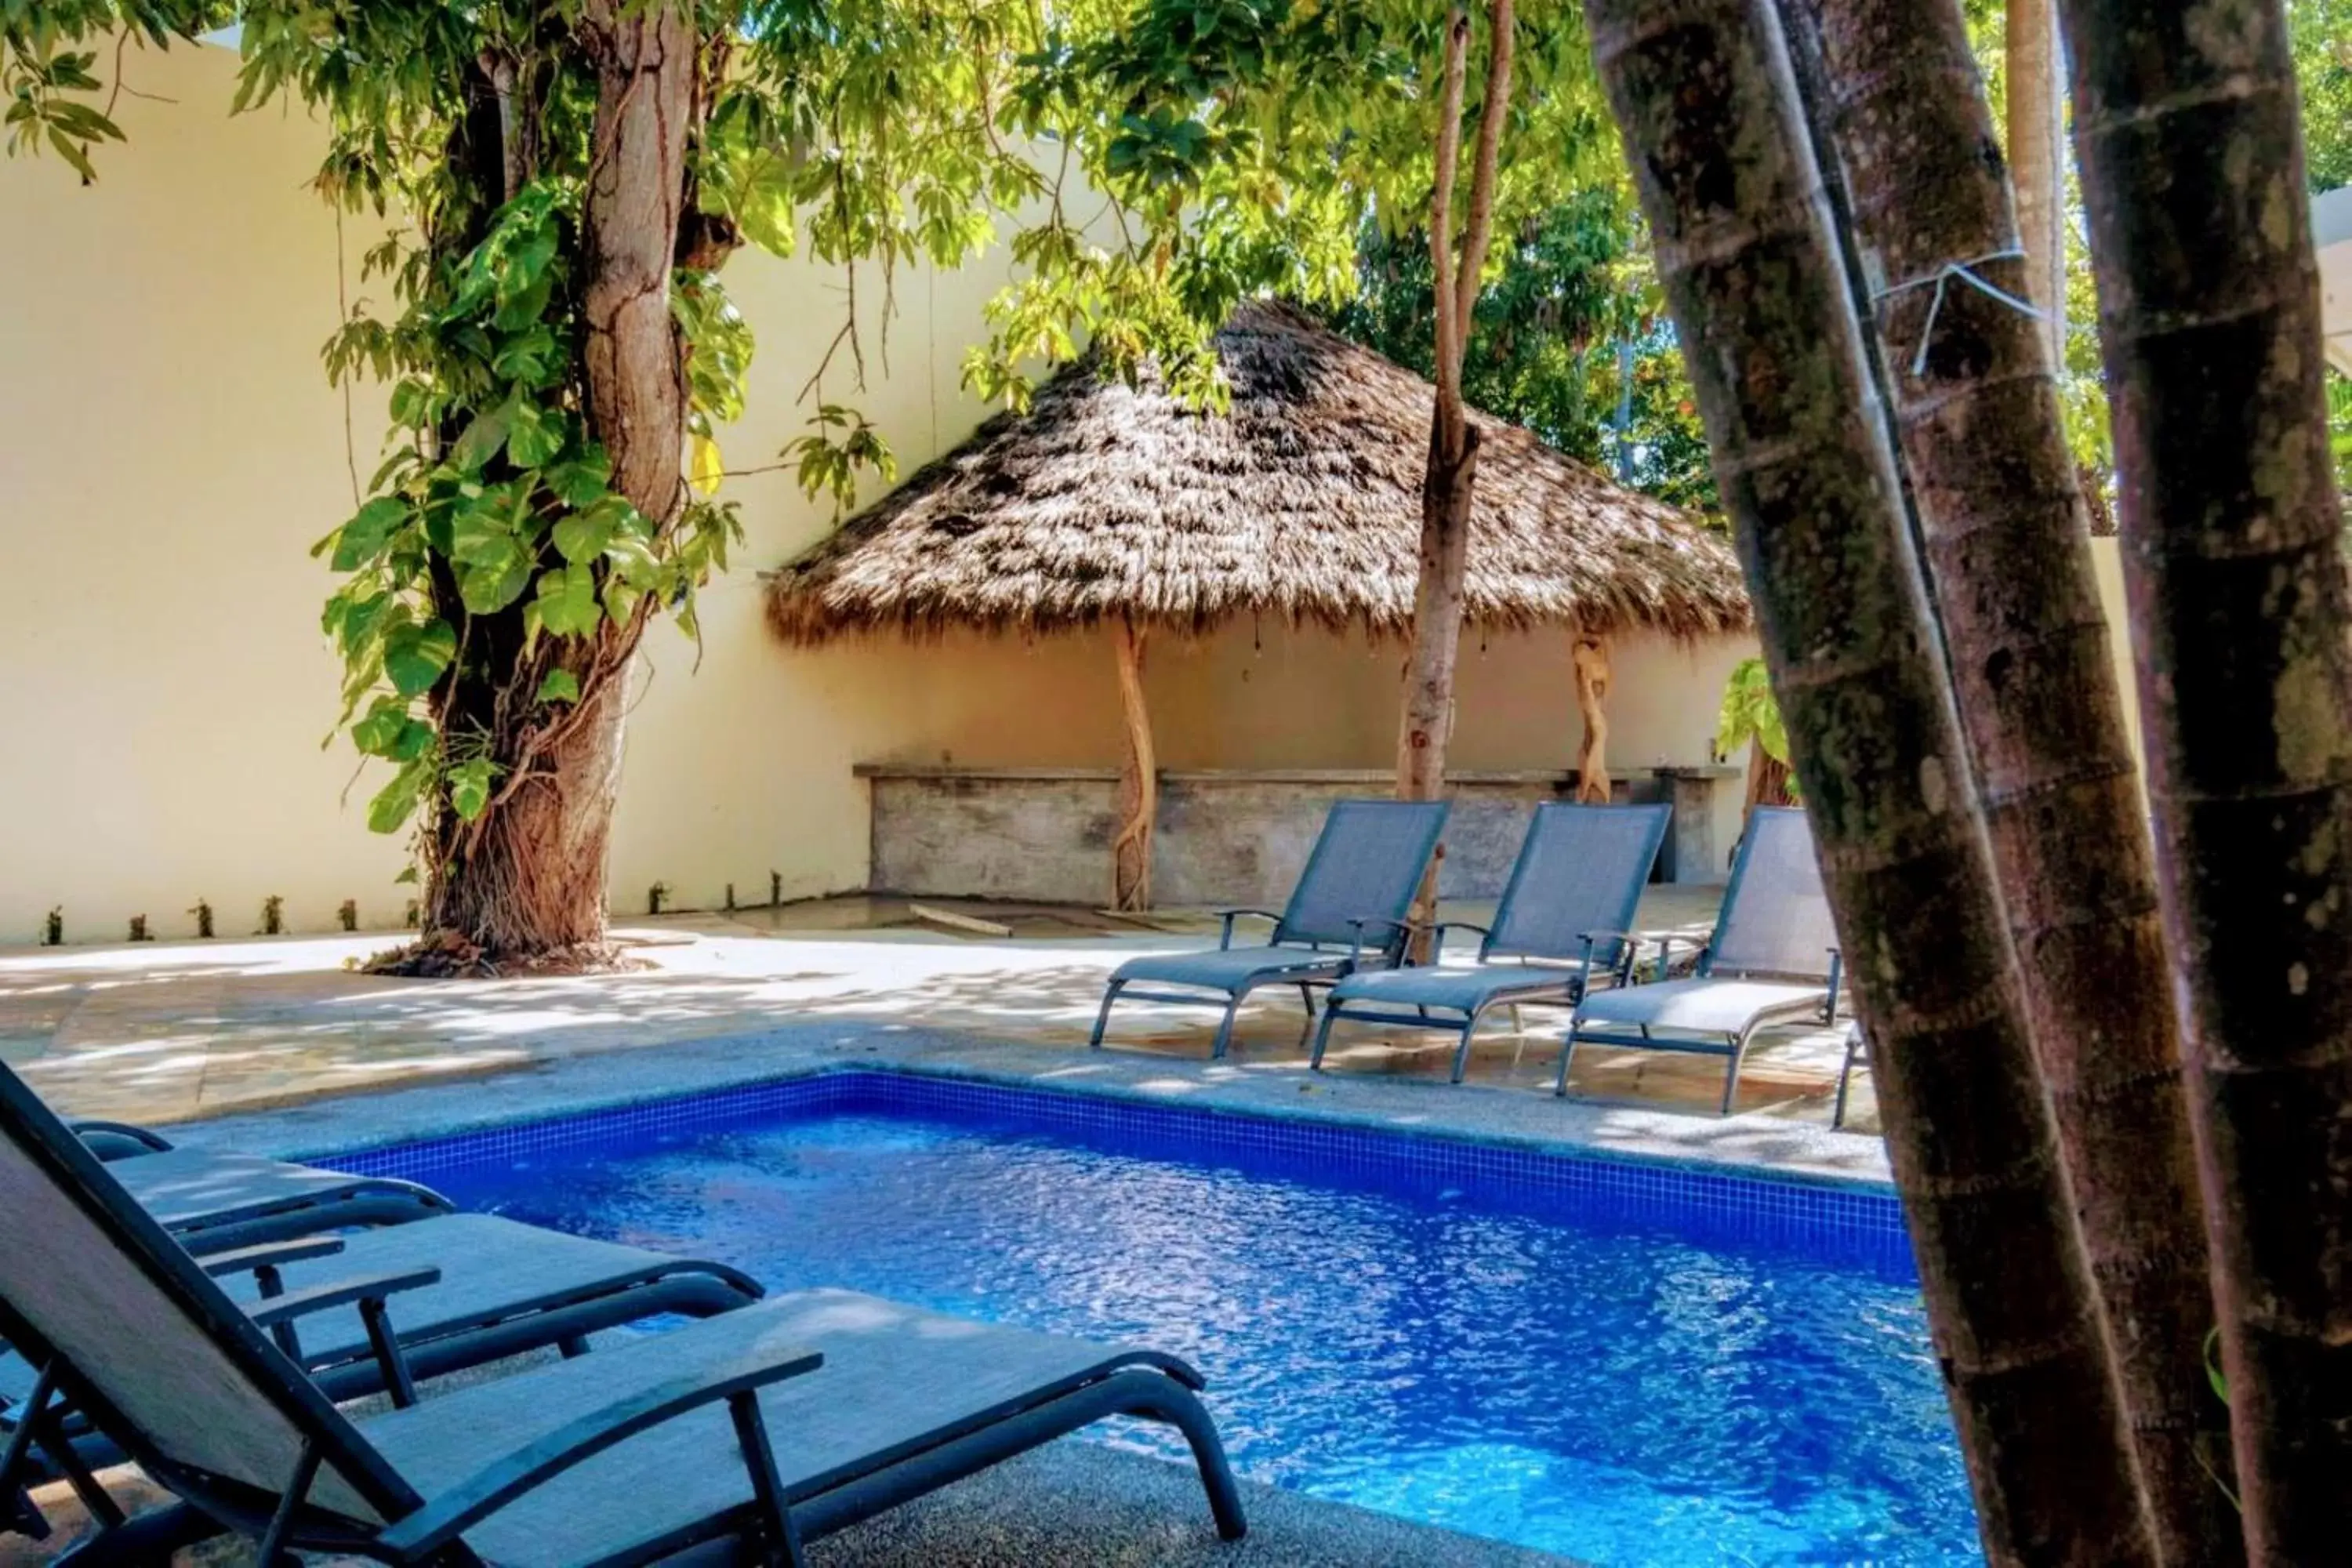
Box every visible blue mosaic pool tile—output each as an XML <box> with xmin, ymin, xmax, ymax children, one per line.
<box><xmin>324</xmin><ymin>1068</ymin><xmax>1913</xmax><ymax>1272</ymax></box>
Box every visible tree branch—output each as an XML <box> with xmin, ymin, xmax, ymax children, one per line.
<box><xmin>1428</xmin><ymin>5</ymin><xmax>1472</xmax><ymax>421</ymax></box>
<box><xmin>1452</xmin><ymin>0</ymin><xmax>1516</xmax><ymax>344</ymax></box>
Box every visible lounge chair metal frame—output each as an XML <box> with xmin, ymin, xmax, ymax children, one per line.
<box><xmin>1091</xmin><ymin>798</ymin><xmax>1450</xmax><ymax>1058</ymax></box>
<box><xmin>1556</xmin><ymin>807</ymin><xmax>1843</xmax><ymax>1116</ymax></box>
<box><xmin>0</xmin><ymin>1065</ymin><xmax>1247</xmax><ymax>1566</ymax></box>
<box><xmin>1308</xmin><ymin>802</ymin><xmax>1672</xmax><ymax>1083</ymax></box>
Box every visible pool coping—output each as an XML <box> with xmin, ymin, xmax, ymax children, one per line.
<box><xmin>165</xmin><ymin>1017</ymin><xmax>1900</xmax><ymax>1198</ymax></box>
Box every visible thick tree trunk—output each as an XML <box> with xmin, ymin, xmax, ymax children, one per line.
<box><xmin>1786</xmin><ymin>2</ymin><xmax>2233</xmax><ymax>1559</ymax></box>
<box><xmin>1112</xmin><ymin>615</ymin><xmax>1157</xmax><ymax>911</ymax></box>
<box><xmin>2060</xmin><ymin>2</ymin><xmax>2352</xmax><ymax>1558</ymax></box>
<box><xmin>423</xmin><ymin>681</ymin><xmax>629</xmax><ymax>962</ymax></box>
<box><xmin>1398</xmin><ymin>424</ymin><xmax>1479</xmax><ymax>805</ymax></box>
<box><xmin>2004</xmin><ymin>0</ymin><xmax>2066</xmax><ymax>364</ymax></box>
<box><xmin>405</xmin><ymin>0</ymin><xmax>693</xmax><ymax>972</ymax></box>
<box><xmin>1571</xmin><ymin>634</ymin><xmax>1612</xmax><ymax>802</ymax></box>
<box><xmin>1585</xmin><ymin>1</ymin><xmax>2161</xmax><ymax>1560</ymax></box>
<box><xmin>583</xmin><ymin>0</ymin><xmax>691</xmax><ymax>523</ymax></box>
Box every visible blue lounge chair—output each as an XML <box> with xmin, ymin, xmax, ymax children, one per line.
<box><xmin>1556</xmin><ymin>807</ymin><xmax>1842</xmax><ymax>1114</ymax></box>
<box><xmin>1090</xmin><ymin>798</ymin><xmax>1450</xmax><ymax>1058</ymax></box>
<box><xmin>0</xmin><ymin>1062</ymin><xmax>1247</xmax><ymax>1564</ymax></box>
<box><xmin>1309</xmin><ymin>802</ymin><xmax>1671</xmax><ymax>1083</ymax></box>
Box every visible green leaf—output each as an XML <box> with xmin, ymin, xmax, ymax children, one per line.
<box><xmin>545</xmin><ymin>448</ymin><xmax>614</xmax><ymax>509</ymax></box>
<box><xmin>457</xmin><ymin>543</ymin><xmax>535</xmax><ymax>615</ymax></box>
<box><xmin>552</xmin><ymin>506</ymin><xmax>617</xmax><ymax>564</ymax></box>
<box><xmin>451</xmin><ymin>401</ymin><xmax>514</xmax><ymax>474</ymax></box>
<box><xmin>506</xmin><ymin>401</ymin><xmax>566</xmax><ymax>468</ymax></box>
<box><xmin>533</xmin><ymin>564</ymin><xmax>603</xmax><ymax>637</ymax></box>
<box><xmin>394</xmin><ymin>865</ymin><xmax>419</xmax><ymax>885</ymax></box>
<box><xmin>382</xmin><ymin>618</ymin><xmax>456</xmax><ymax>697</ymax></box>
<box><xmin>330</xmin><ymin>497</ymin><xmax>411</xmax><ymax>572</ymax></box>
<box><xmin>447</xmin><ymin>757</ymin><xmax>495</xmax><ymax>821</ymax></box>
<box><xmin>536</xmin><ymin>668</ymin><xmax>581</xmax><ymax>705</ymax></box>
<box><xmin>366</xmin><ymin>757</ymin><xmax>430</xmax><ymax>834</ymax></box>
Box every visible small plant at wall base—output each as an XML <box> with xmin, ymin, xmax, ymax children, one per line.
<box><xmin>40</xmin><ymin>908</ymin><xmax>60</xmax><ymax>947</ymax></box>
<box><xmin>189</xmin><ymin>898</ymin><xmax>212</xmax><ymax>938</ymax></box>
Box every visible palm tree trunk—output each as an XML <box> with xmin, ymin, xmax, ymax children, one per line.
<box><xmin>1784</xmin><ymin>1</ymin><xmax>2233</xmax><ymax>1557</ymax></box>
<box><xmin>1584</xmin><ymin>0</ymin><xmax>2160</xmax><ymax>1558</ymax></box>
<box><xmin>2060</xmin><ymin>2</ymin><xmax>2352</xmax><ymax>1557</ymax></box>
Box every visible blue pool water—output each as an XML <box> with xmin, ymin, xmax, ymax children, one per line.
<box><xmin>346</xmin><ymin>1076</ymin><xmax>1975</xmax><ymax>1565</ymax></box>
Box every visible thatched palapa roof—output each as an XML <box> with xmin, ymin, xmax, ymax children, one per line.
<box><xmin>763</xmin><ymin>302</ymin><xmax>1751</xmax><ymax>644</ymax></box>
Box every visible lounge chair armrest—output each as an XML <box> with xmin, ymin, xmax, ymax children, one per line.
<box><xmin>1410</xmin><ymin>920</ymin><xmax>1490</xmax><ymax>962</ymax></box>
<box><xmin>1215</xmin><ymin>909</ymin><xmax>1283</xmax><ymax>949</ymax></box>
<box><xmin>1343</xmin><ymin>915</ymin><xmax>1412</xmax><ymax>967</ymax></box>
<box><xmin>374</xmin><ymin>1340</ymin><xmax>825</xmax><ymax>1558</ymax></box>
<box><xmin>69</xmin><ymin>1120</ymin><xmax>173</xmax><ymax>1161</ymax></box>
<box><xmin>200</xmin><ymin>1236</ymin><xmax>347</xmax><ymax>1282</ymax></box>
<box><xmin>1647</xmin><ymin>929</ymin><xmax>1708</xmax><ymax>981</ymax></box>
<box><xmin>245</xmin><ymin>1267</ymin><xmax>442</xmax><ymax>1329</ymax></box>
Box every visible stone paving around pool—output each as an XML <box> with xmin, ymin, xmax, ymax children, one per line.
<box><xmin>0</xmin><ymin>884</ymin><xmax>1878</xmax><ymax>1145</ymax></box>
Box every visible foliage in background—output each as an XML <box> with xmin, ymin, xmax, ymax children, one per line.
<box><xmin>1716</xmin><ymin>657</ymin><xmax>1799</xmax><ymax>801</ymax></box>
<box><xmin>1322</xmin><ymin>189</ymin><xmax>1716</xmax><ymax>510</ymax></box>
<box><xmin>3</xmin><ymin>0</ymin><xmax>224</xmax><ymax>178</ymax></box>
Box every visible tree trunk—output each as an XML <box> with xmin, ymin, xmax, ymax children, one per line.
<box><xmin>1397</xmin><ymin>0</ymin><xmax>1512</xmax><ymax>949</ymax></box>
<box><xmin>1112</xmin><ymin>615</ymin><xmax>1157</xmax><ymax>911</ymax></box>
<box><xmin>1741</xmin><ymin>742</ymin><xmax>1793</xmax><ymax>814</ymax></box>
<box><xmin>583</xmin><ymin>0</ymin><xmax>691</xmax><ymax>524</ymax></box>
<box><xmin>405</xmin><ymin>0</ymin><xmax>692</xmax><ymax>973</ymax></box>
<box><xmin>423</xmin><ymin>680</ymin><xmax>629</xmax><ymax>962</ymax></box>
<box><xmin>1585</xmin><ymin>1</ymin><xmax>2161</xmax><ymax>1560</ymax></box>
<box><xmin>2005</xmin><ymin>0</ymin><xmax>2066</xmax><ymax>365</ymax></box>
<box><xmin>1786</xmin><ymin>2</ymin><xmax>2233</xmax><ymax>1558</ymax></box>
<box><xmin>1571</xmin><ymin>634</ymin><xmax>1612</xmax><ymax>802</ymax></box>
<box><xmin>2060</xmin><ymin>2</ymin><xmax>2352</xmax><ymax>1557</ymax></box>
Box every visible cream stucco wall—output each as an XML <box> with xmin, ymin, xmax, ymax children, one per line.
<box><xmin>18</xmin><ymin>42</ymin><xmax>2136</xmax><ymax>942</ymax></box>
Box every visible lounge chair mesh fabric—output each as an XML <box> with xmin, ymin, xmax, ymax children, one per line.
<box><xmin>1109</xmin><ymin>946</ymin><xmax>1350</xmax><ymax>989</ymax></box>
<box><xmin>1330</xmin><ymin>964</ymin><xmax>1581</xmax><ymax>1013</ymax></box>
<box><xmin>1704</xmin><ymin>808</ymin><xmax>1838</xmax><ymax>978</ymax></box>
<box><xmin>1570</xmin><ymin>977</ymin><xmax>1829</xmax><ymax>1033</ymax></box>
<box><xmin>0</xmin><ymin>1119</ymin><xmax>387</xmax><ymax>1523</ymax></box>
<box><xmin>1480</xmin><ymin>802</ymin><xmax>1671</xmax><ymax>964</ymax></box>
<box><xmin>1273</xmin><ymin>800</ymin><xmax>1450</xmax><ymax>947</ymax></box>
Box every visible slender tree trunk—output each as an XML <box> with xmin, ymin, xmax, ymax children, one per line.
<box><xmin>1741</xmin><ymin>742</ymin><xmax>1793</xmax><ymax>815</ymax></box>
<box><xmin>1786</xmin><ymin>2</ymin><xmax>2233</xmax><ymax>1558</ymax></box>
<box><xmin>1112</xmin><ymin>615</ymin><xmax>1157</xmax><ymax>910</ymax></box>
<box><xmin>1398</xmin><ymin>0</ymin><xmax>1513</xmax><ymax>946</ymax></box>
<box><xmin>1585</xmin><ymin>0</ymin><xmax>2161</xmax><ymax>1559</ymax></box>
<box><xmin>1571</xmin><ymin>634</ymin><xmax>1612</xmax><ymax>802</ymax></box>
<box><xmin>2005</xmin><ymin>0</ymin><xmax>2066</xmax><ymax>365</ymax></box>
<box><xmin>2060</xmin><ymin>2</ymin><xmax>2352</xmax><ymax>1558</ymax></box>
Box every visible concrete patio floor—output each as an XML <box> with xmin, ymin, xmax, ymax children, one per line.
<box><xmin>0</xmin><ymin>885</ymin><xmax>1875</xmax><ymax>1134</ymax></box>
<box><xmin>1</xmin><ymin>887</ymin><xmax>1872</xmax><ymax>1135</ymax></box>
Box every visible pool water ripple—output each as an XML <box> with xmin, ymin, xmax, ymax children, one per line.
<box><xmin>421</xmin><ymin>1109</ymin><xmax>1976</xmax><ymax>1566</ymax></box>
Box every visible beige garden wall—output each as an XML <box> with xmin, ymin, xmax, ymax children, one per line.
<box><xmin>0</xmin><ymin>40</ymin><xmax>2151</xmax><ymax>943</ymax></box>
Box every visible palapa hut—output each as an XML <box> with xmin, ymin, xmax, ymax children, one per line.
<box><xmin>765</xmin><ymin>302</ymin><xmax>1752</xmax><ymax>909</ymax></box>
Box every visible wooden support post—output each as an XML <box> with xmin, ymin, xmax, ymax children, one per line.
<box><xmin>1571</xmin><ymin>634</ymin><xmax>1612</xmax><ymax>802</ymax></box>
<box><xmin>1111</xmin><ymin>615</ymin><xmax>1157</xmax><ymax>911</ymax></box>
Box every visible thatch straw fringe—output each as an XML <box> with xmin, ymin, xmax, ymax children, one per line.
<box><xmin>763</xmin><ymin>302</ymin><xmax>1751</xmax><ymax>645</ymax></box>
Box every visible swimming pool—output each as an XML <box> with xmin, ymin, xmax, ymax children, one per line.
<box><xmin>328</xmin><ymin>1072</ymin><xmax>1974</xmax><ymax>1565</ymax></box>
